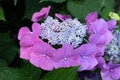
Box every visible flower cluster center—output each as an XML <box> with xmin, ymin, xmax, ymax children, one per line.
<box><xmin>40</xmin><ymin>16</ymin><xmax>87</xmax><ymax>47</ymax></box>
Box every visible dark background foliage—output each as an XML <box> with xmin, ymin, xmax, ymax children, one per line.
<box><xmin>0</xmin><ymin>0</ymin><xmax>120</xmax><ymax>80</ymax></box>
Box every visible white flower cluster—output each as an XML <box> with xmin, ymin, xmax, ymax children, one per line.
<box><xmin>105</xmin><ymin>30</ymin><xmax>120</xmax><ymax>63</ymax></box>
<box><xmin>40</xmin><ymin>16</ymin><xmax>87</xmax><ymax>47</ymax></box>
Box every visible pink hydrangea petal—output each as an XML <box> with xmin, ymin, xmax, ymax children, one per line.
<box><xmin>104</xmin><ymin>30</ymin><xmax>114</xmax><ymax>45</ymax></box>
<box><xmin>32</xmin><ymin>23</ymin><xmax>41</xmax><ymax>36</ymax></box>
<box><xmin>101</xmin><ymin>71</ymin><xmax>112</xmax><ymax>80</ymax></box>
<box><xmin>54</xmin><ymin>58</ymin><xmax>80</xmax><ymax>69</ymax></box>
<box><xmin>76</xmin><ymin>44</ymin><xmax>97</xmax><ymax>55</ymax></box>
<box><xmin>87</xmin><ymin>24</ymin><xmax>94</xmax><ymax>34</ymax></box>
<box><xmin>53</xmin><ymin>60</ymin><xmax>64</xmax><ymax>69</ymax></box>
<box><xmin>91</xmin><ymin>19</ymin><xmax>108</xmax><ymax>34</ymax></box>
<box><xmin>31</xmin><ymin>6</ymin><xmax>51</xmax><ymax>22</ymax></box>
<box><xmin>89</xmin><ymin>34</ymin><xmax>107</xmax><ymax>47</ymax></box>
<box><xmin>87</xmin><ymin>57</ymin><xmax>98</xmax><ymax>70</ymax></box>
<box><xmin>33</xmin><ymin>40</ymin><xmax>55</xmax><ymax>56</ymax></box>
<box><xmin>85</xmin><ymin>11</ymin><xmax>98</xmax><ymax>24</ymax></box>
<box><xmin>75</xmin><ymin>44</ymin><xmax>88</xmax><ymax>55</ymax></box>
<box><xmin>68</xmin><ymin>59</ymin><xmax>80</xmax><ymax>67</ymax></box>
<box><xmin>30</xmin><ymin>52</ymin><xmax>54</xmax><ymax>70</ymax></box>
<box><xmin>54</xmin><ymin>60</ymin><xmax>71</xmax><ymax>68</ymax></box>
<box><xmin>55</xmin><ymin>13</ymin><xmax>72</xmax><ymax>21</ymax></box>
<box><xmin>62</xmin><ymin>44</ymin><xmax>75</xmax><ymax>56</ymax></box>
<box><xmin>76</xmin><ymin>44</ymin><xmax>98</xmax><ymax>71</ymax></box>
<box><xmin>96</xmin><ymin>56</ymin><xmax>105</xmax><ymax>69</ymax></box>
<box><xmin>112</xmin><ymin>67</ymin><xmax>120</xmax><ymax>79</ymax></box>
<box><xmin>18</xmin><ymin>27</ymin><xmax>30</xmax><ymax>40</ymax></box>
<box><xmin>107</xmin><ymin>19</ymin><xmax>117</xmax><ymax>32</ymax></box>
<box><xmin>39</xmin><ymin>6</ymin><xmax>51</xmax><ymax>18</ymax></box>
<box><xmin>52</xmin><ymin>44</ymin><xmax>74</xmax><ymax>61</ymax></box>
<box><xmin>20</xmin><ymin>34</ymin><xmax>33</xmax><ymax>47</ymax></box>
<box><xmin>31</xmin><ymin>12</ymin><xmax>43</xmax><ymax>22</ymax></box>
<box><xmin>52</xmin><ymin>48</ymin><xmax>65</xmax><ymax>62</ymax></box>
<box><xmin>20</xmin><ymin>47</ymin><xmax>32</xmax><ymax>60</ymax></box>
<box><xmin>53</xmin><ymin>44</ymin><xmax>80</xmax><ymax>68</ymax></box>
<box><xmin>78</xmin><ymin>59</ymin><xmax>89</xmax><ymax>71</ymax></box>
<box><xmin>97</xmin><ymin>47</ymin><xmax>105</xmax><ymax>56</ymax></box>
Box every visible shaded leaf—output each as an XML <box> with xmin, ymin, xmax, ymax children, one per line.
<box><xmin>0</xmin><ymin>59</ymin><xmax>8</xmax><ymax>67</ymax></box>
<box><xmin>67</xmin><ymin>0</ymin><xmax>102</xmax><ymax>21</ymax></box>
<box><xmin>0</xmin><ymin>32</ymin><xmax>17</xmax><ymax>65</ymax></box>
<box><xmin>40</xmin><ymin>66</ymin><xmax>79</xmax><ymax>80</ymax></box>
<box><xmin>21</xmin><ymin>62</ymin><xmax>42</xmax><ymax>80</ymax></box>
<box><xmin>14</xmin><ymin>0</ymin><xmax>17</xmax><ymax>6</ymax></box>
<box><xmin>0</xmin><ymin>5</ymin><xmax>5</xmax><ymax>21</ymax></box>
<box><xmin>0</xmin><ymin>67</ymin><xmax>32</xmax><ymax>80</ymax></box>
<box><xmin>40</xmin><ymin>0</ymin><xmax>66</xmax><ymax>3</ymax></box>
<box><xmin>101</xmin><ymin>0</ymin><xmax>115</xmax><ymax>8</ymax></box>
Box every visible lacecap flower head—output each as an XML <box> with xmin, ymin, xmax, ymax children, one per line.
<box><xmin>18</xmin><ymin>6</ymin><xmax>116</xmax><ymax>74</ymax></box>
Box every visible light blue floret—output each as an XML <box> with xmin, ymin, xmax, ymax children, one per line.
<box><xmin>40</xmin><ymin>16</ymin><xmax>87</xmax><ymax>47</ymax></box>
<box><xmin>105</xmin><ymin>30</ymin><xmax>120</xmax><ymax>63</ymax></box>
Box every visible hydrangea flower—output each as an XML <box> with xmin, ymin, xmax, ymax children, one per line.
<box><xmin>18</xmin><ymin>6</ymin><xmax>116</xmax><ymax>74</ymax></box>
<box><xmin>86</xmin><ymin>11</ymin><xmax>117</xmax><ymax>34</ymax></box>
<box><xmin>55</xmin><ymin>13</ymin><xmax>72</xmax><ymax>21</ymax></box>
<box><xmin>88</xmin><ymin>20</ymin><xmax>114</xmax><ymax>47</ymax></box>
<box><xmin>85</xmin><ymin>12</ymin><xmax>115</xmax><ymax>69</ymax></box>
<box><xmin>18</xmin><ymin>23</ymin><xmax>41</xmax><ymax>60</ymax></box>
<box><xmin>30</xmin><ymin>40</ymin><xmax>56</xmax><ymax>70</ymax></box>
<box><xmin>75</xmin><ymin>44</ymin><xmax>98</xmax><ymax>71</ymax></box>
<box><xmin>107</xmin><ymin>19</ymin><xmax>117</xmax><ymax>32</ymax></box>
<box><xmin>52</xmin><ymin>44</ymin><xmax>80</xmax><ymax>69</ymax></box>
<box><xmin>101</xmin><ymin>61</ymin><xmax>120</xmax><ymax>80</ymax></box>
<box><xmin>40</xmin><ymin>16</ymin><xmax>87</xmax><ymax>47</ymax></box>
<box><xmin>105</xmin><ymin>30</ymin><xmax>120</xmax><ymax>63</ymax></box>
<box><xmin>31</xmin><ymin>6</ymin><xmax>51</xmax><ymax>22</ymax></box>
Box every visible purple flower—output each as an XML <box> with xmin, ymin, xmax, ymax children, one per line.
<box><xmin>107</xmin><ymin>19</ymin><xmax>117</xmax><ymax>32</ymax></box>
<box><xmin>31</xmin><ymin>6</ymin><xmax>51</xmax><ymax>22</ymax></box>
<box><xmin>88</xmin><ymin>19</ymin><xmax>108</xmax><ymax>34</ymax></box>
<box><xmin>18</xmin><ymin>7</ymin><xmax>116</xmax><ymax>71</ymax></box>
<box><xmin>89</xmin><ymin>31</ymin><xmax>113</xmax><ymax>47</ymax></box>
<box><xmin>85</xmin><ymin>11</ymin><xmax>98</xmax><ymax>34</ymax></box>
<box><xmin>88</xmin><ymin>19</ymin><xmax>114</xmax><ymax>47</ymax></box>
<box><xmin>52</xmin><ymin>44</ymin><xmax>80</xmax><ymax>69</ymax></box>
<box><xmin>75</xmin><ymin>44</ymin><xmax>98</xmax><ymax>71</ymax></box>
<box><xmin>30</xmin><ymin>40</ymin><xmax>56</xmax><ymax>70</ymax></box>
<box><xmin>95</xmin><ymin>47</ymin><xmax>106</xmax><ymax>69</ymax></box>
<box><xmin>85</xmin><ymin>11</ymin><xmax>98</xmax><ymax>24</ymax></box>
<box><xmin>55</xmin><ymin>13</ymin><xmax>72</xmax><ymax>21</ymax></box>
<box><xmin>18</xmin><ymin>23</ymin><xmax>41</xmax><ymax>60</ymax></box>
<box><xmin>101</xmin><ymin>61</ymin><xmax>120</xmax><ymax>80</ymax></box>
<box><xmin>86</xmin><ymin>12</ymin><xmax>117</xmax><ymax>34</ymax></box>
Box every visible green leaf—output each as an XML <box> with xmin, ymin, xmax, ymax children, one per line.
<box><xmin>0</xmin><ymin>32</ymin><xmax>17</xmax><ymax>65</ymax></box>
<box><xmin>40</xmin><ymin>0</ymin><xmax>66</xmax><ymax>3</ymax></box>
<box><xmin>14</xmin><ymin>0</ymin><xmax>17</xmax><ymax>6</ymax></box>
<box><xmin>101</xmin><ymin>7</ymin><xmax>113</xmax><ymax>20</ymax></box>
<box><xmin>40</xmin><ymin>66</ymin><xmax>79</xmax><ymax>80</ymax></box>
<box><xmin>0</xmin><ymin>67</ymin><xmax>32</xmax><ymax>80</ymax></box>
<box><xmin>0</xmin><ymin>5</ymin><xmax>5</xmax><ymax>21</ymax></box>
<box><xmin>24</xmin><ymin>0</ymin><xmax>50</xmax><ymax>19</ymax></box>
<box><xmin>101</xmin><ymin>0</ymin><xmax>115</xmax><ymax>8</ymax></box>
<box><xmin>21</xmin><ymin>62</ymin><xmax>42</xmax><ymax>80</ymax></box>
<box><xmin>67</xmin><ymin>0</ymin><xmax>102</xmax><ymax>21</ymax></box>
